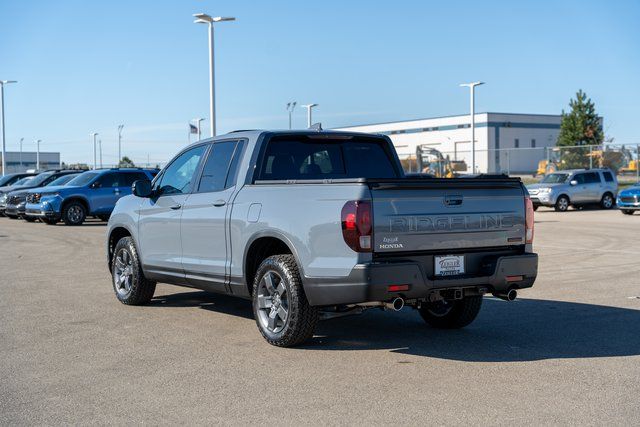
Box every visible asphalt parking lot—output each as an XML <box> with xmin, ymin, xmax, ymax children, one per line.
<box><xmin>1</xmin><ymin>208</ymin><xmax>639</xmax><ymax>425</ymax></box>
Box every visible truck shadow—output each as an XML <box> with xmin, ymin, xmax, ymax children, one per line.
<box><xmin>309</xmin><ymin>298</ymin><xmax>640</xmax><ymax>361</ymax></box>
<box><xmin>148</xmin><ymin>291</ymin><xmax>640</xmax><ymax>361</ymax></box>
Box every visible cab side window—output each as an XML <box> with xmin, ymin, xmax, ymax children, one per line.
<box><xmin>197</xmin><ymin>141</ymin><xmax>242</xmax><ymax>193</ymax></box>
<box><xmin>95</xmin><ymin>173</ymin><xmax>120</xmax><ymax>188</ymax></box>
<box><xmin>154</xmin><ymin>145</ymin><xmax>206</xmax><ymax>195</ymax></box>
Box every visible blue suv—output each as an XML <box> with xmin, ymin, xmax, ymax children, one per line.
<box><xmin>24</xmin><ymin>168</ymin><xmax>158</xmax><ymax>225</ymax></box>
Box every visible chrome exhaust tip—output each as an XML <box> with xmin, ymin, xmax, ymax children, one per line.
<box><xmin>385</xmin><ymin>297</ymin><xmax>405</xmax><ymax>311</ymax></box>
<box><xmin>493</xmin><ymin>289</ymin><xmax>517</xmax><ymax>301</ymax></box>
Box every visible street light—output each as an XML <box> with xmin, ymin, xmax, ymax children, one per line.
<box><xmin>0</xmin><ymin>80</ymin><xmax>17</xmax><ymax>176</ymax></box>
<box><xmin>117</xmin><ymin>124</ymin><xmax>124</xmax><ymax>165</ymax></box>
<box><xmin>286</xmin><ymin>102</ymin><xmax>297</xmax><ymax>129</ymax></box>
<box><xmin>35</xmin><ymin>139</ymin><xmax>41</xmax><ymax>170</ymax></box>
<box><xmin>19</xmin><ymin>137</ymin><xmax>23</xmax><ymax>170</ymax></box>
<box><xmin>99</xmin><ymin>139</ymin><xmax>103</xmax><ymax>168</ymax></box>
<box><xmin>90</xmin><ymin>132</ymin><xmax>98</xmax><ymax>170</ymax></box>
<box><xmin>193</xmin><ymin>117</ymin><xmax>205</xmax><ymax>141</ymax></box>
<box><xmin>460</xmin><ymin>81</ymin><xmax>484</xmax><ymax>174</ymax></box>
<box><xmin>193</xmin><ymin>13</ymin><xmax>236</xmax><ymax>137</ymax></box>
<box><xmin>301</xmin><ymin>103</ymin><xmax>318</xmax><ymax>128</ymax></box>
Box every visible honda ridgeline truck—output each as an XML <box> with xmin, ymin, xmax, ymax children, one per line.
<box><xmin>107</xmin><ymin>130</ymin><xmax>537</xmax><ymax>347</ymax></box>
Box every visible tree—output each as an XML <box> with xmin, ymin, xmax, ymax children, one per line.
<box><xmin>118</xmin><ymin>156</ymin><xmax>135</xmax><ymax>167</ymax></box>
<box><xmin>556</xmin><ymin>90</ymin><xmax>603</xmax><ymax>169</ymax></box>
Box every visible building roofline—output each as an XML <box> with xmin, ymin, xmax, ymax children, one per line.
<box><xmin>335</xmin><ymin>112</ymin><xmax>562</xmax><ymax>129</ymax></box>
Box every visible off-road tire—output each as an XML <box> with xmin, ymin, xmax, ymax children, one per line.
<box><xmin>419</xmin><ymin>296</ymin><xmax>483</xmax><ymax>329</ymax></box>
<box><xmin>554</xmin><ymin>195</ymin><xmax>570</xmax><ymax>212</ymax></box>
<box><xmin>600</xmin><ymin>193</ymin><xmax>614</xmax><ymax>209</ymax></box>
<box><xmin>111</xmin><ymin>236</ymin><xmax>156</xmax><ymax>305</ymax></box>
<box><xmin>62</xmin><ymin>201</ymin><xmax>86</xmax><ymax>225</ymax></box>
<box><xmin>252</xmin><ymin>255</ymin><xmax>318</xmax><ymax>347</ymax></box>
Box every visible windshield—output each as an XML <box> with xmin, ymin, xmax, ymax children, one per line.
<box><xmin>46</xmin><ymin>174</ymin><xmax>80</xmax><ymax>186</ymax></box>
<box><xmin>27</xmin><ymin>172</ymin><xmax>55</xmax><ymax>186</ymax></box>
<box><xmin>0</xmin><ymin>175</ymin><xmax>22</xmax><ymax>186</ymax></box>
<box><xmin>540</xmin><ymin>173</ymin><xmax>569</xmax><ymax>184</ymax></box>
<box><xmin>66</xmin><ymin>172</ymin><xmax>99</xmax><ymax>187</ymax></box>
<box><xmin>13</xmin><ymin>177</ymin><xmax>33</xmax><ymax>186</ymax></box>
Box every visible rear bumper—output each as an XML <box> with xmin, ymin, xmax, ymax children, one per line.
<box><xmin>304</xmin><ymin>253</ymin><xmax>538</xmax><ymax>306</ymax></box>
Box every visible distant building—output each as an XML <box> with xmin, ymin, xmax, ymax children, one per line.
<box><xmin>336</xmin><ymin>112</ymin><xmax>565</xmax><ymax>174</ymax></box>
<box><xmin>0</xmin><ymin>151</ymin><xmax>61</xmax><ymax>174</ymax></box>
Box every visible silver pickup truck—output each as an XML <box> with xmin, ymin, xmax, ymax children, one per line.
<box><xmin>107</xmin><ymin>130</ymin><xmax>537</xmax><ymax>347</ymax></box>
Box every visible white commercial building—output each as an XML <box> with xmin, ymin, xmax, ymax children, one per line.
<box><xmin>0</xmin><ymin>151</ymin><xmax>61</xmax><ymax>174</ymax></box>
<box><xmin>337</xmin><ymin>112</ymin><xmax>563</xmax><ymax>174</ymax></box>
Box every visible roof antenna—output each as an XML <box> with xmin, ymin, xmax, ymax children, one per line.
<box><xmin>309</xmin><ymin>122</ymin><xmax>323</xmax><ymax>131</ymax></box>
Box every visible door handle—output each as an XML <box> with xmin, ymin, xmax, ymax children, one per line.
<box><xmin>213</xmin><ymin>199</ymin><xmax>226</xmax><ymax>207</ymax></box>
<box><xmin>170</xmin><ymin>204</ymin><xmax>182</xmax><ymax>210</ymax></box>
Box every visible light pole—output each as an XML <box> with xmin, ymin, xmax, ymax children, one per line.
<box><xmin>35</xmin><ymin>139</ymin><xmax>41</xmax><ymax>170</ymax></box>
<box><xmin>460</xmin><ymin>81</ymin><xmax>484</xmax><ymax>174</ymax></box>
<box><xmin>194</xmin><ymin>117</ymin><xmax>205</xmax><ymax>141</ymax></box>
<box><xmin>193</xmin><ymin>13</ymin><xmax>236</xmax><ymax>137</ymax></box>
<box><xmin>19</xmin><ymin>137</ymin><xmax>23</xmax><ymax>170</ymax></box>
<box><xmin>286</xmin><ymin>102</ymin><xmax>297</xmax><ymax>129</ymax></box>
<box><xmin>301</xmin><ymin>103</ymin><xmax>318</xmax><ymax>128</ymax></box>
<box><xmin>90</xmin><ymin>132</ymin><xmax>98</xmax><ymax>170</ymax></box>
<box><xmin>117</xmin><ymin>124</ymin><xmax>124</xmax><ymax>165</ymax></box>
<box><xmin>1</xmin><ymin>80</ymin><xmax>17</xmax><ymax>176</ymax></box>
<box><xmin>99</xmin><ymin>139</ymin><xmax>103</xmax><ymax>168</ymax></box>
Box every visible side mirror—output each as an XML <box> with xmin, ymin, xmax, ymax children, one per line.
<box><xmin>132</xmin><ymin>179</ymin><xmax>153</xmax><ymax>198</ymax></box>
<box><xmin>570</xmin><ymin>180</ymin><xmax>578</xmax><ymax>186</ymax></box>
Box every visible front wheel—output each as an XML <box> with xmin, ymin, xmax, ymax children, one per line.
<box><xmin>600</xmin><ymin>193</ymin><xmax>614</xmax><ymax>209</ymax></box>
<box><xmin>621</xmin><ymin>209</ymin><xmax>635</xmax><ymax>215</ymax></box>
<box><xmin>419</xmin><ymin>296</ymin><xmax>483</xmax><ymax>329</ymax></box>
<box><xmin>42</xmin><ymin>217</ymin><xmax>59</xmax><ymax>225</ymax></box>
<box><xmin>62</xmin><ymin>201</ymin><xmax>86</xmax><ymax>225</ymax></box>
<box><xmin>111</xmin><ymin>236</ymin><xmax>156</xmax><ymax>305</ymax></box>
<box><xmin>554</xmin><ymin>195</ymin><xmax>570</xmax><ymax>212</ymax></box>
<box><xmin>23</xmin><ymin>216</ymin><xmax>37</xmax><ymax>222</ymax></box>
<box><xmin>252</xmin><ymin>255</ymin><xmax>318</xmax><ymax>347</ymax></box>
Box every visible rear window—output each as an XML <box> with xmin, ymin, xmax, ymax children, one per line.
<box><xmin>602</xmin><ymin>171</ymin><xmax>614</xmax><ymax>182</ymax></box>
<box><xmin>258</xmin><ymin>136</ymin><xmax>398</xmax><ymax>180</ymax></box>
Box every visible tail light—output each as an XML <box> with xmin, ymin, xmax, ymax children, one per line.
<box><xmin>525</xmin><ymin>196</ymin><xmax>534</xmax><ymax>244</ymax></box>
<box><xmin>341</xmin><ymin>200</ymin><xmax>372</xmax><ymax>252</ymax></box>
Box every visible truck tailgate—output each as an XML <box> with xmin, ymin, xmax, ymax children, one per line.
<box><xmin>369</xmin><ymin>179</ymin><xmax>526</xmax><ymax>253</ymax></box>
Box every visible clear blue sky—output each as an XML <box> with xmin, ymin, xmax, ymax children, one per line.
<box><xmin>1</xmin><ymin>0</ymin><xmax>639</xmax><ymax>165</ymax></box>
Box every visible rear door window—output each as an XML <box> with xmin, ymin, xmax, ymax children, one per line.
<box><xmin>121</xmin><ymin>172</ymin><xmax>149</xmax><ymax>187</ymax></box>
<box><xmin>584</xmin><ymin>172</ymin><xmax>601</xmax><ymax>184</ymax></box>
<box><xmin>197</xmin><ymin>141</ymin><xmax>238</xmax><ymax>193</ymax></box>
<box><xmin>259</xmin><ymin>136</ymin><xmax>398</xmax><ymax>180</ymax></box>
<box><xmin>602</xmin><ymin>171</ymin><xmax>614</xmax><ymax>182</ymax></box>
<box><xmin>96</xmin><ymin>173</ymin><xmax>120</xmax><ymax>188</ymax></box>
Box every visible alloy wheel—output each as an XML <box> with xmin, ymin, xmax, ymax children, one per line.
<box><xmin>67</xmin><ymin>205</ymin><xmax>84</xmax><ymax>223</ymax></box>
<box><xmin>114</xmin><ymin>249</ymin><xmax>134</xmax><ymax>297</ymax></box>
<box><xmin>256</xmin><ymin>270</ymin><xmax>289</xmax><ymax>333</ymax></box>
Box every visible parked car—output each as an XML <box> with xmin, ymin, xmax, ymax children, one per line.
<box><xmin>0</xmin><ymin>172</ymin><xmax>38</xmax><ymax>188</ymax></box>
<box><xmin>107</xmin><ymin>130</ymin><xmax>537</xmax><ymax>347</ymax></box>
<box><xmin>24</xmin><ymin>168</ymin><xmax>158</xmax><ymax>225</ymax></box>
<box><xmin>526</xmin><ymin>169</ymin><xmax>618</xmax><ymax>212</ymax></box>
<box><xmin>20</xmin><ymin>173</ymin><xmax>81</xmax><ymax>221</ymax></box>
<box><xmin>617</xmin><ymin>182</ymin><xmax>640</xmax><ymax>215</ymax></box>
<box><xmin>3</xmin><ymin>170</ymin><xmax>79</xmax><ymax>218</ymax></box>
<box><xmin>0</xmin><ymin>174</ymin><xmax>39</xmax><ymax>216</ymax></box>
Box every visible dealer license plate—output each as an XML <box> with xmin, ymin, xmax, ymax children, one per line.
<box><xmin>434</xmin><ymin>255</ymin><xmax>465</xmax><ymax>276</ymax></box>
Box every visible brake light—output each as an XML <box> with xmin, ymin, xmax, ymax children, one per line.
<box><xmin>525</xmin><ymin>196</ymin><xmax>534</xmax><ymax>244</ymax></box>
<box><xmin>341</xmin><ymin>200</ymin><xmax>372</xmax><ymax>252</ymax></box>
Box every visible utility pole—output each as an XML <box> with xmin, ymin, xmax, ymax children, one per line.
<box><xmin>117</xmin><ymin>124</ymin><xmax>124</xmax><ymax>165</ymax></box>
<box><xmin>90</xmin><ymin>133</ymin><xmax>98</xmax><ymax>170</ymax></box>
<box><xmin>0</xmin><ymin>80</ymin><xmax>17</xmax><ymax>176</ymax></box>
<box><xmin>35</xmin><ymin>139</ymin><xmax>41</xmax><ymax>170</ymax></box>
<box><xmin>301</xmin><ymin>103</ymin><xmax>318</xmax><ymax>128</ymax></box>
<box><xmin>286</xmin><ymin>102</ymin><xmax>297</xmax><ymax>129</ymax></box>
<box><xmin>460</xmin><ymin>82</ymin><xmax>484</xmax><ymax>174</ymax></box>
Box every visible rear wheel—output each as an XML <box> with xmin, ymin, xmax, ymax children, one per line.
<box><xmin>252</xmin><ymin>255</ymin><xmax>318</xmax><ymax>347</ymax></box>
<box><xmin>419</xmin><ymin>296</ymin><xmax>483</xmax><ymax>329</ymax></box>
<box><xmin>554</xmin><ymin>195</ymin><xmax>570</xmax><ymax>212</ymax></box>
<box><xmin>600</xmin><ymin>193</ymin><xmax>614</xmax><ymax>209</ymax></box>
<box><xmin>62</xmin><ymin>201</ymin><xmax>86</xmax><ymax>225</ymax></box>
<box><xmin>111</xmin><ymin>236</ymin><xmax>156</xmax><ymax>305</ymax></box>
